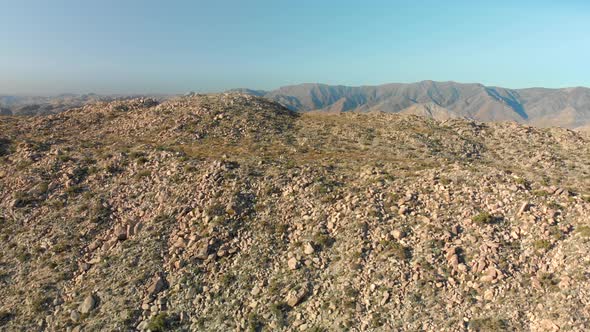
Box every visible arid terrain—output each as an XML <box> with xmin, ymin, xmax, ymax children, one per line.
<box><xmin>1</xmin><ymin>94</ymin><xmax>589</xmax><ymax>331</ymax></box>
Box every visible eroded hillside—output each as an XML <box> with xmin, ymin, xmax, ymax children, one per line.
<box><xmin>0</xmin><ymin>94</ymin><xmax>589</xmax><ymax>331</ymax></box>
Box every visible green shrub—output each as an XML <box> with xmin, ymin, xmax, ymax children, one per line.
<box><xmin>470</xmin><ymin>317</ymin><xmax>508</xmax><ymax>331</ymax></box>
<box><xmin>547</xmin><ymin>202</ymin><xmax>563</xmax><ymax>210</ymax></box>
<box><xmin>533</xmin><ymin>239</ymin><xmax>551</xmax><ymax>251</ymax></box>
<box><xmin>31</xmin><ymin>296</ymin><xmax>51</xmax><ymax>313</ymax></box>
<box><xmin>147</xmin><ymin>313</ymin><xmax>169</xmax><ymax>332</ymax></box>
<box><xmin>66</xmin><ymin>185</ymin><xmax>83</xmax><ymax>197</ymax></box>
<box><xmin>385</xmin><ymin>241</ymin><xmax>412</xmax><ymax>261</ymax></box>
<box><xmin>247</xmin><ymin>313</ymin><xmax>263</xmax><ymax>332</ymax></box>
<box><xmin>136</xmin><ymin>170</ymin><xmax>151</xmax><ymax>179</ymax></box>
<box><xmin>472</xmin><ymin>212</ymin><xmax>493</xmax><ymax>224</ymax></box>
<box><xmin>576</xmin><ymin>226</ymin><xmax>590</xmax><ymax>238</ymax></box>
<box><xmin>12</xmin><ymin>191</ymin><xmax>35</xmax><ymax>207</ymax></box>
<box><xmin>533</xmin><ymin>190</ymin><xmax>549</xmax><ymax>197</ymax></box>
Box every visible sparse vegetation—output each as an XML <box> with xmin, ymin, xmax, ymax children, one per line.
<box><xmin>472</xmin><ymin>212</ymin><xmax>494</xmax><ymax>224</ymax></box>
<box><xmin>470</xmin><ymin>317</ymin><xmax>508</xmax><ymax>331</ymax></box>
<box><xmin>147</xmin><ymin>313</ymin><xmax>169</xmax><ymax>332</ymax></box>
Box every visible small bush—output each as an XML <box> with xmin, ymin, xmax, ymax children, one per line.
<box><xmin>533</xmin><ymin>239</ymin><xmax>551</xmax><ymax>251</ymax></box>
<box><xmin>269</xmin><ymin>302</ymin><xmax>288</xmax><ymax>327</ymax></box>
<box><xmin>533</xmin><ymin>190</ymin><xmax>549</xmax><ymax>197</ymax></box>
<box><xmin>31</xmin><ymin>296</ymin><xmax>51</xmax><ymax>313</ymax></box>
<box><xmin>16</xmin><ymin>251</ymin><xmax>31</xmax><ymax>263</ymax></box>
<box><xmin>470</xmin><ymin>317</ymin><xmax>508</xmax><ymax>331</ymax></box>
<box><xmin>57</xmin><ymin>154</ymin><xmax>72</xmax><ymax>163</ymax></box>
<box><xmin>12</xmin><ymin>191</ymin><xmax>35</xmax><ymax>208</ymax></box>
<box><xmin>472</xmin><ymin>212</ymin><xmax>493</xmax><ymax>224</ymax></box>
<box><xmin>136</xmin><ymin>170</ymin><xmax>151</xmax><ymax>179</ymax></box>
<box><xmin>312</xmin><ymin>233</ymin><xmax>334</xmax><ymax>249</ymax></box>
<box><xmin>66</xmin><ymin>185</ymin><xmax>83</xmax><ymax>197</ymax></box>
<box><xmin>147</xmin><ymin>313</ymin><xmax>169</xmax><ymax>332</ymax></box>
<box><xmin>0</xmin><ymin>310</ymin><xmax>12</xmax><ymax>325</ymax></box>
<box><xmin>0</xmin><ymin>138</ymin><xmax>12</xmax><ymax>157</ymax></box>
<box><xmin>576</xmin><ymin>226</ymin><xmax>590</xmax><ymax>238</ymax></box>
<box><xmin>247</xmin><ymin>313</ymin><xmax>263</xmax><ymax>332</ymax></box>
<box><xmin>384</xmin><ymin>241</ymin><xmax>412</xmax><ymax>261</ymax></box>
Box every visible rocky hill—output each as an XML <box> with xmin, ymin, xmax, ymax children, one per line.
<box><xmin>0</xmin><ymin>94</ymin><xmax>167</xmax><ymax>116</ymax></box>
<box><xmin>0</xmin><ymin>94</ymin><xmax>589</xmax><ymax>331</ymax></box>
<box><xmin>232</xmin><ymin>81</ymin><xmax>590</xmax><ymax>131</ymax></box>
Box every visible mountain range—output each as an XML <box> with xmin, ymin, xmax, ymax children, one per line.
<box><xmin>231</xmin><ymin>81</ymin><xmax>590</xmax><ymax>131</ymax></box>
<box><xmin>3</xmin><ymin>81</ymin><xmax>590</xmax><ymax>131</ymax></box>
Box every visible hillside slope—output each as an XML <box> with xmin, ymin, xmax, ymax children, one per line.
<box><xmin>1</xmin><ymin>94</ymin><xmax>590</xmax><ymax>331</ymax></box>
<box><xmin>238</xmin><ymin>81</ymin><xmax>590</xmax><ymax>130</ymax></box>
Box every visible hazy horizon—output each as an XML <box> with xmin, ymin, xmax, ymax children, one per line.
<box><xmin>4</xmin><ymin>79</ymin><xmax>590</xmax><ymax>98</ymax></box>
<box><xmin>2</xmin><ymin>0</ymin><xmax>590</xmax><ymax>95</ymax></box>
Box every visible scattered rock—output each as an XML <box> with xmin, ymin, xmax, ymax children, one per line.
<box><xmin>79</xmin><ymin>294</ymin><xmax>97</xmax><ymax>314</ymax></box>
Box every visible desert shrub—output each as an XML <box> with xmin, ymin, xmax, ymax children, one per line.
<box><xmin>0</xmin><ymin>138</ymin><xmax>12</xmax><ymax>156</ymax></box>
<box><xmin>576</xmin><ymin>225</ymin><xmax>590</xmax><ymax>238</ymax></box>
<box><xmin>31</xmin><ymin>296</ymin><xmax>51</xmax><ymax>313</ymax></box>
<box><xmin>533</xmin><ymin>190</ymin><xmax>549</xmax><ymax>197</ymax></box>
<box><xmin>66</xmin><ymin>185</ymin><xmax>83</xmax><ymax>197</ymax></box>
<box><xmin>12</xmin><ymin>191</ymin><xmax>35</xmax><ymax>207</ymax></box>
<box><xmin>533</xmin><ymin>239</ymin><xmax>551</xmax><ymax>251</ymax></box>
<box><xmin>469</xmin><ymin>317</ymin><xmax>508</xmax><ymax>331</ymax></box>
<box><xmin>135</xmin><ymin>170</ymin><xmax>151</xmax><ymax>179</ymax></box>
<box><xmin>147</xmin><ymin>313</ymin><xmax>169</xmax><ymax>332</ymax></box>
<box><xmin>247</xmin><ymin>313</ymin><xmax>263</xmax><ymax>332</ymax></box>
<box><xmin>0</xmin><ymin>310</ymin><xmax>12</xmax><ymax>325</ymax></box>
<box><xmin>383</xmin><ymin>241</ymin><xmax>412</xmax><ymax>261</ymax></box>
<box><xmin>472</xmin><ymin>212</ymin><xmax>493</xmax><ymax>224</ymax></box>
<box><xmin>269</xmin><ymin>302</ymin><xmax>288</xmax><ymax>327</ymax></box>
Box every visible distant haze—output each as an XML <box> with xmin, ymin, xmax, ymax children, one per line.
<box><xmin>1</xmin><ymin>1</ymin><xmax>590</xmax><ymax>95</ymax></box>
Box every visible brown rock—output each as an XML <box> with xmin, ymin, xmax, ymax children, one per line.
<box><xmin>288</xmin><ymin>257</ymin><xmax>299</xmax><ymax>270</ymax></box>
<box><xmin>147</xmin><ymin>274</ymin><xmax>167</xmax><ymax>298</ymax></box>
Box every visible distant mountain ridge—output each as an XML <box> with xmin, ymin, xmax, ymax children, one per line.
<box><xmin>230</xmin><ymin>81</ymin><xmax>590</xmax><ymax>130</ymax></box>
<box><xmin>0</xmin><ymin>94</ymin><xmax>168</xmax><ymax>116</ymax></box>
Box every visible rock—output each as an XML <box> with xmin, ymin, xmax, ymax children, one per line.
<box><xmin>392</xmin><ymin>229</ymin><xmax>404</xmax><ymax>240</ymax></box>
<box><xmin>147</xmin><ymin>274</ymin><xmax>167</xmax><ymax>298</ymax></box>
<box><xmin>537</xmin><ymin>319</ymin><xmax>560</xmax><ymax>332</ymax></box>
<box><xmin>133</xmin><ymin>222</ymin><xmax>143</xmax><ymax>236</ymax></box>
<box><xmin>399</xmin><ymin>206</ymin><xmax>409</xmax><ymax>215</ymax></box>
<box><xmin>288</xmin><ymin>257</ymin><xmax>299</xmax><ymax>270</ymax></box>
<box><xmin>79</xmin><ymin>294</ymin><xmax>97</xmax><ymax>314</ymax></box>
<box><xmin>137</xmin><ymin>320</ymin><xmax>149</xmax><ymax>331</ymax></box>
<box><xmin>70</xmin><ymin>310</ymin><xmax>80</xmax><ymax>322</ymax></box>
<box><xmin>195</xmin><ymin>239</ymin><xmax>209</xmax><ymax>260</ymax></box>
<box><xmin>304</xmin><ymin>243</ymin><xmax>315</xmax><ymax>255</ymax></box>
<box><xmin>519</xmin><ymin>202</ymin><xmax>531</xmax><ymax>215</ymax></box>
<box><xmin>286</xmin><ymin>289</ymin><xmax>306</xmax><ymax>307</ymax></box>
<box><xmin>114</xmin><ymin>224</ymin><xmax>127</xmax><ymax>241</ymax></box>
<box><xmin>380</xmin><ymin>291</ymin><xmax>390</xmax><ymax>305</ymax></box>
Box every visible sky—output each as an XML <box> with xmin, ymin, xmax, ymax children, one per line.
<box><xmin>1</xmin><ymin>0</ymin><xmax>589</xmax><ymax>95</ymax></box>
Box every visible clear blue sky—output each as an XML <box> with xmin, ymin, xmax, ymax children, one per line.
<box><xmin>1</xmin><ymin>0</ymin><xmax>589</xmax><ymax>95</ymax></box>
